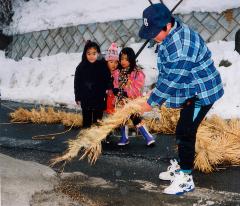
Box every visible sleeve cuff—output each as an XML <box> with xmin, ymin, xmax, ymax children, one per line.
<box><xmin>147</xmin><ymin>92</ymin><xmax>166</xmax><ymax>107</ymax></box>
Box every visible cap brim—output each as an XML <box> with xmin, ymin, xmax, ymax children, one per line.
<box><xmin>139</xmin><ymin>25</ymin><xmax>162</xmax><ymax>39</ymax></box>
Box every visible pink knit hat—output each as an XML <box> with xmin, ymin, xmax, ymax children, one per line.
<box><xmin>105</xmin><ymin>43</ymin><xmax>119</xmax><ymax>61</ymax></box>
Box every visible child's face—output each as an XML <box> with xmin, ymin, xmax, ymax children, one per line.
<box><xmin>120</xmin><ymin>54</ymin><xmax>130</xmax><ymax>69</ymax></box>
<box><xmin>86</xmin><ymin>47</ymin><xmax>98</xmax><ymax>63</ymax></box>
<box><xmin>107</xmin><ymin>60</ymin><xmax>118</xmax><ymax>72</ymax></box>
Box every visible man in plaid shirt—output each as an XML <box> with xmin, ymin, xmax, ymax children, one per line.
<box><xmin>139</xmin><ymin>3</ymin><xmax>224</xmax><ymax>195</ymax></box>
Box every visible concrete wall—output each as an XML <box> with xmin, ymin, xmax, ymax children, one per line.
<box><xmin>6</xmin><ymin>8</ymin><xmax>240</xmax><ymax>61</ymax></box>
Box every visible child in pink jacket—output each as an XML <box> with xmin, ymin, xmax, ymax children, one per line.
<box><xmin>111</xmin><ymin>47</ymin><xmax>155</xmax><ymax>146</ymax></box>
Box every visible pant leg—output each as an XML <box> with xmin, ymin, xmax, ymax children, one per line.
<box><xmin>82</xmin><ymin>107</ymin><xmax>93</xmax><ymax>128</ymax></box>
<box><xmin>176</xmin><ymin>98</ymin><xmax>212</xmax><ymax>170</ymax></box>
<box><xmin>92</xmin><ymin>109</ymin><xmax>103</xmax><ymax>124</ymax></box>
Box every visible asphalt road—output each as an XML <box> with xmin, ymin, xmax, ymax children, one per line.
<box><xmin>1</xmin><ymin>100</ymin><xmax>240</xmax><ymax>206</ymax></box>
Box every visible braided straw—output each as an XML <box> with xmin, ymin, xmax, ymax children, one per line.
<box><xmin>9</xmin><ymin>100</ymin><xmax>240</xmax><ymax>173</ymax></box>
<box><xmin>50</xmin><ymin>96</ymin><xmax>148</xmax><ymax>165</ymax></box>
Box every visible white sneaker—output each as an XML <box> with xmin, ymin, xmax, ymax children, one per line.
<box><xmin>163</xmin><ymin>171</ymin><xmax>195</xmax><ymax>195</ymax></box>
<box><xmin>159</xmin><ymin>159</ymin><xmax>180</xmax><ymax>181</ymax></box>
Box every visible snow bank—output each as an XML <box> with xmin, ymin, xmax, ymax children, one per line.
<box><xmin>5</xmin><ymin>0</ymin><xmax>240</xmax><ymax>34</ymax></box>
<box><xmin>0</xmin><ymin>41</ymin><xmax>239</xmax><ymax>119</ymax></box>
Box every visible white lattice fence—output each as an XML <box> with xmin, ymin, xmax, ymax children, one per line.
<box><xmin>6</xmin><ymin>8</ymin><xmax>240</xmax><ymax>61</ymax></box>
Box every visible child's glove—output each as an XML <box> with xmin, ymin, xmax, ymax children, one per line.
<box><xmin>112</xmin><ymin>88</ymin><xmax>120</xmax><ymax>96</ymax></box>
<box><xmin>119</xmin><ymin>89</ymin><xmax>128</xmax><ymax>98</ymax></box>
<box><xmin>113</xmin><ymin>88</ymin><xmax>128</xmax><ymax>98</ymax></box>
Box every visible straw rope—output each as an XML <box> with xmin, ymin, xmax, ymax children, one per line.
<box><xmin>32</xmin><ymin>123</ymin><xmax>75</xmax><ymax>140</ymax></box>
<box><xmin>50</xmin><ymin>96</ymin><xmax>148</xmax><ymax>165</ymax></box>
<box><xmin>8</xmin><ymin>98</ymin><xmax>240</xmax><ymax>173</ymax></box>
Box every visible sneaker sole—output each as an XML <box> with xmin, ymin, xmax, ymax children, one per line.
<box><xmin>175</xmin><ymin>188</ymin><xmax>195</xmax><ymax>195</ymax></box>
<box><xmin>163</xmin><ymin>188</ymin><xmax>195</xmax><ymax>195</ymax></box>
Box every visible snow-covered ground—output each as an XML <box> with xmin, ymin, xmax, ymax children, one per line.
<box><xmin>0</xmin><ymin>153</ymin><xmax>58</xmax><ymax>206</ymax></box>
<box><xmin>0</xmin><ymin>40</ymin><xmax>239</xmax><ymax>119</ymax></box>
<box><xmin>4</xmin><ymin>0</ymin><xmax>240</xmax><ymax>34</ymax></box>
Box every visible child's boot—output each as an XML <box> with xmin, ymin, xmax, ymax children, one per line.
<box><xmin>118</xmin><ymin>126</ymin><xmax>129</xmax><ymax>146</ymax></box>
<box><xmin>138</xmin><ymin>125</ymin><xmax>155</xmax><ymax>146</ymax></box>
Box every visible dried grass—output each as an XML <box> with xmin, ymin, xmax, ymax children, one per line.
<box><xmin>10</xmin><ymin>107</ymin><xmax>82</xmax><ymax>127</ymax></box>
<box><xmin>195</xmin><ymin>116</ymin><xmax>240</xmax><ymax>173</ymax></box>
<box><xmin>144</xmin><ymin>107</ymin><xmax>179</xmax><ymax>134</ymax></box>
<box><xmin>10</xmin><ymin>101</ymin><xmax>240</xmax><ymax>173</ymax></box>
<box><xmin>50</xmin><ymin>96</ymin><xmax>148</xmax><ymax>165</ymax></box>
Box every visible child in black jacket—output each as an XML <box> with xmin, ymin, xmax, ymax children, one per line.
<box><xmin>74</xmin><ymin>40</ymin><xmax>111</xmax><ymax>128</ymax></box>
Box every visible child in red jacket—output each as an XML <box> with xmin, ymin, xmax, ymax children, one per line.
<box><xmin>105</xmin><ymin>43</ymin><xmax>119</xmax><ymax>114</ymax></box>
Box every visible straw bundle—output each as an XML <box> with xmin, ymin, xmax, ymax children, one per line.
<box><xmin>143</xmin><ymin>107</ymin><xmax>179</xmax><ymax>134</ymax></box>
<box><xmin>61</xmin><ymin>112</ymin><xmax>82</xmax><ymax>127</ymax></box>
<box><xmin>158</xmin><ymin>107</ymin><xmax>179</xmax><ymax>134</ymax></box>
<box><xmin>9</xmin><ymin>101</ymin><xmax>240</xmax><ymax>173</ymax></box>
<box><xmin>195</xmin><ymin>115</ymin><xmax>240</xmax><ymax>173</ymax></box>
<box><xmin>10</xmin><ymin>107</ymin><xmax>82</xmax><ymax>127</ymax></box>
<box><xmin>51</xmin><ymin>96</ymin><xmax>148</xmax><ymax>165</ymax></box>
<box><xmin>10</xmin><ymin>108</ymin><xmax>32</xmax><ymax>122</ymax></box>
<box><xmin>10</xmin><ymin>105</ymin><xmax>178</xmax><ymax>132</ymax></box>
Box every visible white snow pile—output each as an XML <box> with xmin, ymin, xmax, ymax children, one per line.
<box><xmin>4</xmin><ymin>0</ymin><xmax>240</xmax><ymax>34</ymax></box>
<box><xmin>0</xmin><ymin>40</ymin><xmax>239</xmax><ymax>119</ymax></box>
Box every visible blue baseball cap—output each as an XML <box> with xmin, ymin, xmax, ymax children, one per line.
<box><xmin>139</xmin><ymin>3</ymin><xmax>172</xmax><ymax>39</ymax></box>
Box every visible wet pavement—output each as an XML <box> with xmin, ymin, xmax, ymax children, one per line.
<box><xmin>0</xmin><ymin>100</ymin><xmax>240</xmax><ymax>206</ymax></box>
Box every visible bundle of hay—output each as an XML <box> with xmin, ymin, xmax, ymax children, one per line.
<box><xmin>50</xmin><ymin>97</ymin><xmax>240</xmax><ymax>173</ymax></box>
<box><xmin>143</xmin><ymin>107</ymin><xmax>179</xmax><ymax>134</ymax></box>
<box><xmin>153</xmin><ymin>110</ymin><xmax>240</xmax><ymax>173</ymax></box>
<box><xmin>9</xmin><ymin>106</ymin><xmax>178</xmax><ymax>133</ymax></box>
<box><xmin>195</xmin><ymin>116</ymin><xmax>240</xmax><ymax>173</ymax></box>
<box><xmin>61</xmin><ymin>112</ymin><xmax>82</xmax><ymax>127</ymax></box>
<box><xmin>10</xmin><ymin>107</ymin><xmax>33</xmax><ymax>123</ymax></box>
<box><xmin>10</xmin><ymin>107</ymin><xmax>82</xmax><ymax>127</ymax></box>
<box><xmin>51</xmin><ymin>96</ymin><xmax>148</xmax><ymax>165</ymax></box>
<box><xmin>9</xmin><ymin>100</ymin><xmax>240</xmax><ymax>173</ymax></box>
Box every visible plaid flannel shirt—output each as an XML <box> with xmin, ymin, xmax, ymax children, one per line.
<box><xmin>148</xmin><ymin>21</ymin><xmax>224</xmax><ymax>108</ymax></box>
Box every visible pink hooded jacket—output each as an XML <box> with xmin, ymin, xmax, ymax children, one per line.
<box><xmin>112</xmin><ymin>67</ymin><xmax>145</xmax><ymax>99</ymax></box>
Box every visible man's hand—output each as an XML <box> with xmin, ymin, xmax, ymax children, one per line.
<box><xmin>76</xmin><ymin>101</ymin><xmax>81</xmax><ymax>106</ymax></box>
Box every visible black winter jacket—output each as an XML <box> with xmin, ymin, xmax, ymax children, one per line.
<box><xmin>74</xmin><ymin>59</ymin><xmax>111</xmax><ymax>110</ymax></box>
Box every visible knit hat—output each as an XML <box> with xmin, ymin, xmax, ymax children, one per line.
<box><xmin>105</xmin><ymin>43</ymin><xmax>119</xmax><ymax>61</ymax></box>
